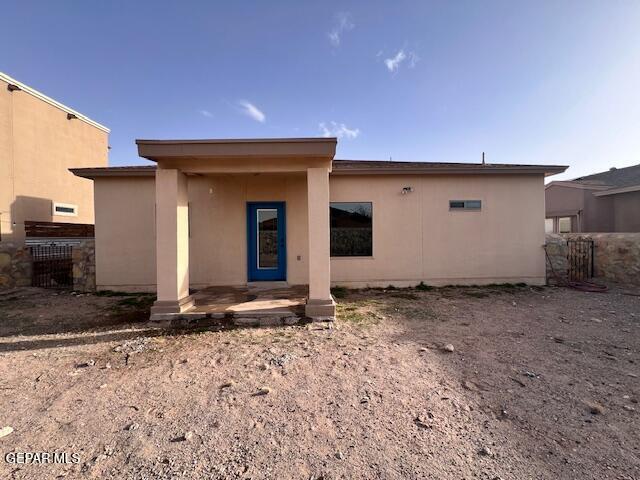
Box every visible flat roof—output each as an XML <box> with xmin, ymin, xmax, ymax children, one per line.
<box><xmin>333</xmin><ymin>159</ymin><xmax>567</xmax><ymax>176</ymax></box>
<box><xmin>71</xmin><ymin>159</ymin><xmax>567</xmax><ymax>179</ymax></box>
<box><xmin>0</xmin><ymin>71</ymin><xmax>110</xmax><ymax>133</ymax></box>
<box><xmin>136</xmin><ymin>137</ymin><xmax>337</xmax><ymax>161</ymax></box>
<box><xmin>71</xmin><ymin>166</ymin><xmax>156</xmax><ymax>178</ymax></box>
<box><xmin>136</xmin><ymin>137</ymin><xmax>338</xmax><ymax>145</ymax></box>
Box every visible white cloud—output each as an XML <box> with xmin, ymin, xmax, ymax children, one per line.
<box><xmin>319</xmin><ymin>121</ymin><xmax>360</xmax><ymax>139</ymax></box>
<box><xmin>238</xmin><ymin>100</ymin><xmax>266</xmax><ymax>123</ymax></box>
<box><xmin>327</xmin><ymin>12</ymin><xmax>354</xmax><ymax>47</ymax></box>
<box><xmin>384</xmin><ymin>49</ymin><xmax>419</xmax><ymax>73</ymax></box>
<box><xmin>199</xmin><ymin>109</ymin><xmax>213</xmax><ymax>118</ymax></box>
<box><xmin>385</xmin><ymin>50</ymin><xmax>407</xmax><ymax>72</ymax></box>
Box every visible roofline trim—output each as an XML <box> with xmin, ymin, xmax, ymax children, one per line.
<box><xmin>135</xmin><ymin>137</ymin><xmax>337</xmax><ymax>145</ymax></box>
<box><xmin>544</xmin><ymin>181</ymin><xmax>612</xmax><ymax>190</ymax></box>
<box><xmin>0</xmin><ymin>72</ymin><xmax>110</xmax><ymax>133</ymax></box>
<box><xmin>70</xmin><ymin>167</ymin><xmax>155</xmax><ymax>179</ymax></box>
<box><xmin>593</xmin><ymin>183</ymin><xmax>640</xmax><ymax>197</ymax></box>
<box><xmin>71</xmin><ymin>163</ymin><xmax>568</xmax><ymax>179</ymax></box>
<box><xmin>333</xmin><ymin>164</ymin><xmax>568</xmax><ymax>176</ymax></box>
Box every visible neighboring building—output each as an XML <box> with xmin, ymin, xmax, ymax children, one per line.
<box><xmin>545</xmin><ymin>163</ymin><xmax>640</xmax><ymax>233</ymax></box>
<box><xmin>0</xmin><ymin>72</ymin><xmax>109</xmax><ymax>244</ymax></box>
<box><xmin>72</xmin><ymin>138</ymin><xmax>566</xmax><ymax>319</ymax></box>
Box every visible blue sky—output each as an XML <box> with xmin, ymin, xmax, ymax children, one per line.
<box><xmin>2</xmin><ymin>1</ymin><xmax>640</xmax><ymax>180</ymax></box>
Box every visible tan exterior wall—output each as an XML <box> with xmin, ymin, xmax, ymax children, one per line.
<box><xmin>330</xmin><ymin>174</ymin><xmax>546</xmax><ymax>287</ymax></box>
<box><xmin>612</xmin><ymin>191</ymin><xmax>640</xmax><ymax>232</ymax></box>
<box><xmin>94</xmin><ymin>173</ymin><xmax>309</xmax><ymax>291</ymax></box>
<box><xmin>94</xmin><ymin>177</ymin><xmax>157</xmax><ymax>291</ymax></box>
<box><xmin>0</xmin><ymin>77</ymin><xmax>108</xmax><ymax>243</ymax></box>
<box><xmin>93</xmin><ymin>171</ymin><xmax>547</xmax><ymax>291</ymax></box>
<box><xmin>544</xmin><ymin>184</ymin><xmax>620</xmax><ymax>232</ymax></box>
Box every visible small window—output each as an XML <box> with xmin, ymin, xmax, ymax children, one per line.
<box><xmin>449</xmin><ymin>200</ymin><xmax>481</xmax><ymax>210</ymax></box>
<box><xmin>558</xmin><ymin>217</ymin><xmax>572</xmax><ymax>233</ymax></box>
<box><xmin>330</xmin><ymin>202</ymin><xmax>372</xmax><ymax>257</ymax></box>
<box><xmin>545</xmin><ymin>218</ymin><xmax>554</xmax><ymax>233</ymax></box>
<box><xmin>52</xmin><ymin>202</ymin><xmax>78</xmax><ymax>217</ymax></box>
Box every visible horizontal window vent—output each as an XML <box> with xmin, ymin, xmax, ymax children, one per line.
<box><xmin>52</xmin><ymin>202</ymin><xmax>78</xmax><ymax>217</ymax></box>
<box><xmin>449</xmin><ymin>200</ymin><xmax>481</xmax><ymax>210</ymax></box>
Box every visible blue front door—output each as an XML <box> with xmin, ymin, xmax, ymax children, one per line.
<box><xmin>247</xmin><ymin>202</ymin><xmax>286</xmax><ymax>281</ymax></box>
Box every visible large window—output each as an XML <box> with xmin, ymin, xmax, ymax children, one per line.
<box><xmin>330</xmin><ymin>202</ymin><xmax>372</xmax><ymax>257</ymax></box>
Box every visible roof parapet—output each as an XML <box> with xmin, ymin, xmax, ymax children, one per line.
<box><xmin>0</xmin><ymin>71</ymin><xmax>110</xmax><ymax>133</ymax></box>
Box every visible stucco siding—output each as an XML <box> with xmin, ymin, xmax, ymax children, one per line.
<box><xmin>94</xmin><ymin>174</ymin><xmax>309</xmax><ymax>291</ymax></box>
<box><xmin>582</xmin><ymin>190</ymin><xmax>614</xmax><ymax>232</ymax></box>
<box><xmin>545</xmin><ymin>184</ymin><xmax>584</xmax><ymax>217</ymax></box>
<box><xmin>613</xmin><ymin>191</ymin><xmax>640</xmax><ymax>232</ymax></box>
<box><xmin>93</xmin><ymin>172</ymin><xmax>547</xmax><ymax>291</ymax></box>
<box><xmin>330</xmin><ymin>174</ymin><xmax>546</xmax><ymax>286</ymax></box>
<box><xmin>188</xmin><ymin>173</ymin><xmax>309</xmax><ymax>287</ymax></box>
<box><xmin>94</xmin><ymin>177</ymin><xmax>157</xmax><ymax>291</ymax></box>
<box><xmin>0</xmin><ymin>78</ymin><xmax>108</xmax><ymax>243</ymax></box>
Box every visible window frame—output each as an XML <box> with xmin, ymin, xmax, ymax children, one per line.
<box><xmin>329</xmin><ymin>201</ymin><xmax>373</xmax><ymax>258</ymax></box>
<box><xmin>52</xmin><ymin>202</ymin><xmax>78</xmax><ymax>217</ymax></box>
<box><xmin>558</xmin><ymin>216</ymin><xmax>572</xmax><ymax>233</ymax></box>
<box><xmin>449</xmin><ymin>199</ymin><xmax>482</xmax><ymax>211</ymax></box>
<box><xmin>545</xmin><ymin>218</ymin><xmax>554</xmax><ymax>233</ymax></box>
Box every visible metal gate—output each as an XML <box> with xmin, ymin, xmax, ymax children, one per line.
<box><xmin>567</xmin><ymin>238</ymin><xmax>594</xmax><ymax>282</ymax></box>
<box><xmin>30</xmin><ymin>245</ymin><xmax>73</xmax><ymax>288</ymax></box>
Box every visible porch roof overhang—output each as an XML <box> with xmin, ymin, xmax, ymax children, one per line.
<box><xmin>135</xmin><ymin>137</ymin><xmax>337</xmax><ymax>174</ymax></box>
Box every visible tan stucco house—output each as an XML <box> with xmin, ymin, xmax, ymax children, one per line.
<box><xmin>545</xmin><ymin>163</ymin><xmax>640</xmax><ymax>233</ymax></box>
<box><xmin>72</xmin><ymin>138</ymin><xmax>566</xmax><ymax>319</ymax></box>
<box><xmin>0</xmin><ymin>72</ymin><xmax>109</xmax><ymax>244</ymax></box>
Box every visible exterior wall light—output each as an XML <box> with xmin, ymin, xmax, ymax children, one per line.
<box><xmin>401</xmin><ymin>186</ymin><xmax>414</xmax><ymax>195</ymax></box>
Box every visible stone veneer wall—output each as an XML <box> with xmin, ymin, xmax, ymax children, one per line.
<box><xmin>544</xmin><ymin>234</ymin><xmax>569</xmax><ymax>285</ymax></box>
<box><xmin>72</xmin><ymin>239</ymin><xmax>96</xmax><ymax>292</ymax></box>
<box><xmin>0</xmin><ymin>240</ymin><xmax>96</xmax><ymax>291</ymax></box>
<box><xmin>545</xmin><ymin>233</ymin><xmax>640</xmax><ymax>286</ymax></box>
<box><xmin>0</xmin><ymin>243</ymin><xmax>32</xmax><ymax>288</ymax></box>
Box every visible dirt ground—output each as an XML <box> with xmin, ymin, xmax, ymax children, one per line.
<box><xmin>0</xmin><ymin>283</ymin><xmax>639</xmax><ymax>480</ymax></box>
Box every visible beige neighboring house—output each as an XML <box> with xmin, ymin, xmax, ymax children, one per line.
<box><xmin>545</xmin><ymin>163</ymin><xmax>640</xmax><ymax>233</ymax></box>
<box><xmin>72</xmin><ymin>138</ymin><xmax>566</xmax><ymax>319</ymax></box>
<box><xmin>0</xmin><ymin>72</ymin><xmax>109</xmax><ymax>244</ymax></box>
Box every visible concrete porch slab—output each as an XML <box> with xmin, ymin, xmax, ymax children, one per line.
<box><xmin>148</xmin><ymin>284</ymin><xmax>325</xmax><ymax>328</ymax></box>
<box><xmin>192</xmin><ymin>284</ymin><xmax>308</xmax><ymax>315</ymax></box>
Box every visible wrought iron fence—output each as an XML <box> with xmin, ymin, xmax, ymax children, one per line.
<box><xmin>30</xmin><ymin>245</ymin><xmax>73</xmax><ymax>288</ymax></box>
<box><xmin>567</xmin><ymin>238</ymin><xmax>594</xmax><ymax>282</ymax></box>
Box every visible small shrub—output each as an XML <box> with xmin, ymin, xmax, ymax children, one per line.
<box><xmin>116</xmin><ymin>295</ymin><xmax>155</xmax><ymax>308</ymax></box>
<box><xmin>415</xmin><ymin>282</ymin><xmax>433</xmax><ymax>291</ymax></box>
<box><xmin>331</xmin><ymin>286</ymin><xmax>348</xmax><ymax>299</ymax></box>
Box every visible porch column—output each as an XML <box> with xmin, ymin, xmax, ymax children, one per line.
<box><xmin>150</xmin><ymin>168</ymin><xmax>193</xmax><ymax>318</ymax></box>
<box><xmin>305</xmin><ymin>167</ymin><xmax>336</xmax><ymax>318</ymax></box>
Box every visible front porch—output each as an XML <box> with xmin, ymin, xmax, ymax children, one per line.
<box><xmin>148</xmin><ymin>283</ymin><xmax>311</xmax><ymax>328</ymax></box>
<box><xmin>137</xmin><ymin>138</ymin><xmax>338</xmax><ymax>324</ymax></box>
